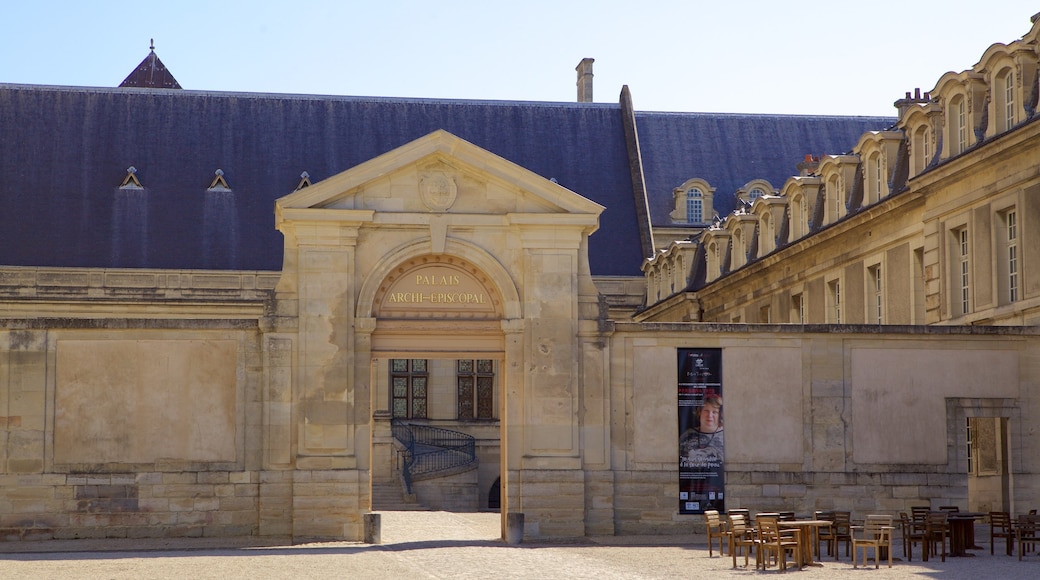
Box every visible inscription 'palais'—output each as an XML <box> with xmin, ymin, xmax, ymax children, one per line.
<box><xmin>376</xmin><ymin>261</ymin><xmax>500</xmax><ymax>315</ymax></box>
<box><xmin>416</xmin><ymin>275</ymin><xmax>461</xmax><ymax>286</ymax></box>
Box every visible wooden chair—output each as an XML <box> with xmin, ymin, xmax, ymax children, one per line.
<box><xmin>704</xmin><ymin>509</ymin><xmax>728</xmax><ymax>557</ymax></box>
<box><xmin>728</xmin><ymin>514</ymin><xmax>757</xmax><ymax>568</ymax></box>
<box><xmin>1027</xmin><ymin>510</ymin><xmax>1039</xmax><ymax>556</ymax></box>
<box><xmin>757</xmin><ymin>517</ymin><xmax>802</xmax><ymax>571</ymax></box>
<box><xmin>911</xmin><ymin>505</ymin><xmax>931</xmax><ymax>522</ymax></box>
<box><xmin>989</xmin><ymin>511</ymin><xmax>1013</xmax><ymax>556</ymax></box>
<box><xmin>1017</xmin><ymin>514</ymin><xmax>1040</xmax><ymax>561</ymax></box>
<box><xmin>923</xmin><ymin>511</ymin><xmax>949</xmax><ymax>562</ymax></box>
<box><xmin>727</xmin><ymin>509</ymin><xmax>751</xmax><ymax>526</ymax></box>
<box><xmin>814</xmin><ymin>510</ymin><xmax>837</xmax><ymax>560</ymax></box>
<box><xmin>831</xmin><ymin>510</ymin><xmax>853</xmax><ymax>559</ymax></box>
<box><xmin>778</xmin><ymin>510</ymin><xmax>796</xmax><ymax>521</ymax></box>
<box><xmin>899</xmin><ymin>511</ymin><xmax>926</xmax><ymax>561</ymax></box>
<box><xmin>852</xmin><ymin>514</ymin><xmax>894</xmax><ymax>569</ymax></box>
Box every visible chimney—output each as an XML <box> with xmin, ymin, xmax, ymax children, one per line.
<box><xmin>894</xmin><ymin>87</ymin><xmax>932</xmax><ymax>117</ymax></box>
<box><xmin>576</xmin><ymin>58</ymin><xmax>594</xmax><ymax>103</ymax></box>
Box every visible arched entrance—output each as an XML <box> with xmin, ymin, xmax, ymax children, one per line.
<box><xmin>359</xmin><ymin>250</ymin><xmax>520</xmax><ymax>537</ymax></box>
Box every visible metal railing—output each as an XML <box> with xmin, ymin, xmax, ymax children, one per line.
<box><xmin>391</xmin><ymin>418</ymin><xmax>477</xmax><ymax>494</ymax></box>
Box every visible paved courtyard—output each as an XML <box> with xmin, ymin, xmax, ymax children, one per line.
<box><xmin>2</xmin><ymin>511</ymin><xmax>1039</xmax><ymax>579</ymax></box>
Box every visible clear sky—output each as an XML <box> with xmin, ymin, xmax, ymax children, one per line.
<box><xmin>2</xmin><ymin>1</ymin><xmax>1037</xmax><ymax>117</ymax></box>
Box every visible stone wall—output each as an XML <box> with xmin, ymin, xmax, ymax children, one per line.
<box><xmin>608</xmin><ymin>323</ymin><xmax>1040</xmax><ymax>534</ymax></box>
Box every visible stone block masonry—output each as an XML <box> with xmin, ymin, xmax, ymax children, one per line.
<box><xmin>0</xmin><ymin>472</ymin><xmax>265</xmax><ymax>541</ymax></box>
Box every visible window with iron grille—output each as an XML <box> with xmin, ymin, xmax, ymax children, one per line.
<box><xmin>457</xmin><ymin>359</ymin><xmax>495</xmax><ymax>419</ymax></box>
<box><xmin>391</xmin><ymin>359</ymin><xmax>428</xmax><ymax>419</ymax></box>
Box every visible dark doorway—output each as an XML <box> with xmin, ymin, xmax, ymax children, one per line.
<box><xmin>488</xmin><ymin>477</ymin><xmax>501</xmax><ymax>510</ymax></box>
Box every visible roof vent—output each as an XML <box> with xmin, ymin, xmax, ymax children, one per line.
<box><xmin>207</xmin><ymin>169</ymin><xmax>232</xmax><ymax>192</ymax></box>
<box><xmin>119</xmin><ymin>166</ymin><xmax>143</xmax><ymax>189</ymax></box>
<box><xmin>295</xmin><ymin>171</ymin><xmax>312</xmax><ymax>191</ymax></box>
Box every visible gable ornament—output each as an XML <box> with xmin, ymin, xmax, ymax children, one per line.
<box><xmin>419</xmin><ymin>171</ymin><xmax>457</xmax><ymax>212</ymax></box>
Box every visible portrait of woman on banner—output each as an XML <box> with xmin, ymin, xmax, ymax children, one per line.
<box><xmin>679</xmin><ymin>393</ymin><xmax>723</xmax><ymax>467</ymax></box>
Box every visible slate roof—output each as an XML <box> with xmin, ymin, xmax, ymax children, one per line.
<box><xmin>0</xmin><ymin>83</ymin><xmax>892</xmax><ymax>277</ymax></box>
<box><xmin>118</xmin><ymin>42</ymin><xmax>182</xmax><ymax>89</ymax></box>
<box><xmin>636</xmin><ymin>111</ymin><xmax>895</xmax><ymax>223</ymax></box>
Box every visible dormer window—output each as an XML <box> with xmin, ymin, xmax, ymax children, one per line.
<box><xmin>749</xmin><ymin>188</ymin><xmax>764</xmax><ymax>201</ymax></box>
<box><xmin>671</xmin><ymin>179</ymin><xmax>715</xmax><ymax>225</ymax></box>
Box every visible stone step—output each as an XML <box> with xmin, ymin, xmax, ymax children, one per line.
<box><xmin>372</xmin><ymin>482</ymin><xmax>429</xmax><ymax>511</ymax></box>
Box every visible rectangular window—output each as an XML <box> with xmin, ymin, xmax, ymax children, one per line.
<box><xmin>1005</xmin><ymin>73</ymin><xmax>1015</xmax><ymax>131</ymax></box>
<box><xmin>457</xmin><ymin>359</ymin><xmax>495</xmax><ymax>419</ymax></box>
<box><xmin>874</xmin><ymin>156</ymin><xmax>883</xmax><ymax>200</ymax></box>
<box><xmin>1007</xmin><ymin>210</ymin><xmax>1018</xmax><ymax>303</ymax></box>
<box><xmin>924</xmin><ymin>129</ymin><xmax>931</xmax><ymax>165</ymax></box>
<box><xmin>828</xmin><ymin>279</ymin><xmax>842</xmax><ymax>323</ymax></box>
<box><xmin>870</xmin><ymin>265</ymin><xmax>883</xmax><ymax>324</ymax></box>
<box><xmin>967</xmin><ymin>417</ymin><xmax>1002</xmax><ymax>476</ymax></box>
<box><xmin>958</xmin><ymin>228</ymin><xmax>970</xmax><ymax>316</ymax></box>
<box><xmin>956</xmin><ymin>99</ymin><xmax>967</xmax><ymax>154</ymax></box>
<box><xmin>391</xmin><ymin>359</ymin><xmax>428</xmax><ymax>419</ymax></box>
<box><xmin>759</xmin><ymin>305</ymin><xmax>771</xmax><ymax>323</ymax></box>
<box><xmin>791</xmin><ymin>293</ymin><xmax>805</xmax><ymax>324</ymax></box>
<box><xmin>686</xmin><ymin>188</ymin><xmax>703</xmax><ymax>223</ymax></box>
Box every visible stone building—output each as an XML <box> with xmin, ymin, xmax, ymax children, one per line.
<box><xmin>1</xmin><ymin>16</ymin><xmax>1038</xmax><ymax>543</ymax></box>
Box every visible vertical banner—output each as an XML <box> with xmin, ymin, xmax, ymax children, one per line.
<box><xmin>678</xmin><ymin>348</ymin><xmax>724</xmax><ymax>515</ymax></box>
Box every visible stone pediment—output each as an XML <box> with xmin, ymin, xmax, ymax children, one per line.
<box><xmin>276</xmin><ymin>130</ymin><xmax>604</xmax><ymax>228</ymax></box>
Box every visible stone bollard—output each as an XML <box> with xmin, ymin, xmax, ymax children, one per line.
<box><xmin>505</xmin><ymin>512</ymin><xmax>525</xmax><ymax>545</ymax></box>
<box><xmin>364</xmin><ymin>513</ymin><xmax>381</xmax><ymax>544</ymax></box>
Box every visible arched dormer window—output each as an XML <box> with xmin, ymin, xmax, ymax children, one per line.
<box><xmin>749</xmin><ymin>188</ymin><xmax>765</xmax><ymax>201</ymax></box>
<box><xmin>670</xmin><ymin>179</ymin><xmax>716</xmax><ymax>225</ymax></box>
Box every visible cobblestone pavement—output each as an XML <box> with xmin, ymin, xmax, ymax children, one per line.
<box><xmin>2</xmin><ymin>512</ymin><xmax>1040</xmax><ymax>579</ymax></box>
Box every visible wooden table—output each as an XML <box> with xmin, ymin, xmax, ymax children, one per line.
<box><xmin>948</xmin><ymin>513</ymin><xmax>985</xmax><ymax>557</ymax></box>
<box><xmin>779</xmin><ymin>520</ymin><xmax>833</xmax><ymax>566</ymax></box>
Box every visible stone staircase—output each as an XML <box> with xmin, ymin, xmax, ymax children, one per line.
<box><xmin>372</xmin><ymin>480</ymin><xmax>429</xmax><ymax>511</ymax></box>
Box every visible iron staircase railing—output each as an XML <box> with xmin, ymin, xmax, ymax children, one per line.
<box><xmin>391</xmin><ymin>418</ymin><xmax>477</xmax><ymax>495</ymax></box>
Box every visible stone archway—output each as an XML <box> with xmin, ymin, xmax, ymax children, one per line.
<box><xmin>358</xmin><ymin>247</ymin><xmax>521</xmax><ymax>537</ymax></box>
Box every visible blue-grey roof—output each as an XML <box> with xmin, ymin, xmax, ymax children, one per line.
<box><xmin>0</xmin><ymin>84</ymin><xmax>893</xmax><ymax>277</ymax></box>
<box><xmin>637</xmin><ymin>111</ymin><xmax>895</xmax><ymax>221</ymax></box>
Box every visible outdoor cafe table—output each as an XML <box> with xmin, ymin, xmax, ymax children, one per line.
<box><xmin>778</xmin><ymin>519</ymin><xmax>832</xmax><ymax>566</ymax></box>
<box><xmin>948</xmin><ymin>512</ymin><xmax>986</xmax><ymax>557</ymax></box>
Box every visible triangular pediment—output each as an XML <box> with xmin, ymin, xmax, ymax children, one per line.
<box><xmin>276</xmin><ymin>130</ymin><xmax>604</xmax><ymax>223</ymax></box>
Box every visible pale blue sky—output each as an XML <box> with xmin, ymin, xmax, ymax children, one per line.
<box><xmin>2</xmin><ymin>1</ymin><xmax>1036</xmax><ymax>116</ymax></box>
